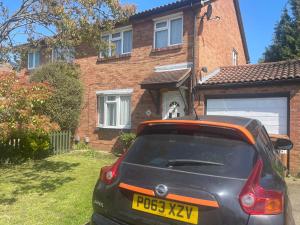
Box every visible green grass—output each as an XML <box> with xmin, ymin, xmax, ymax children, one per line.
<box><xmin>0</xmin><ymin>150</ymin><xmax>116</xmax><ymax>225</ymax></box>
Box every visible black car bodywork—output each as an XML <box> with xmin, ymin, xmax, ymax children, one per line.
<box><xmin>91</xmin><ymin>116</ymin><xmax>295</xmax><ymax>225</ymax></box>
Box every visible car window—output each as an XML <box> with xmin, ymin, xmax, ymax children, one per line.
<box><xmin>125</xmin><ymin>133</ymin><xmax>257</xmax><ymax>179</ymax></box>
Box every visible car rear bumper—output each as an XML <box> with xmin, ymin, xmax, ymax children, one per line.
<box><xmin>248</xmin><ymin>214</ymin><xmax>292</xmax><ymax>225</ymax></box>
<box><xmin>90</xmin><ymin>213</ymin><xmax>126</xmax><ymax>225</ymax></box>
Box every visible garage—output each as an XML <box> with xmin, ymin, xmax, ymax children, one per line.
<box><xmin>206</xmin><ymin>97</ymin><xmax>288</xmax><ymax>135</ymax></box>
<box><xmin>196</xmin><ymin>59</ymin><xmax>300</xmax><ymax>175</ymax></box>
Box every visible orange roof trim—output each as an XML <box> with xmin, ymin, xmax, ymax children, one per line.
<box><xmin>138</xmin><ymin>120</ymin><xmax>256</xmax><ymax>145</ymax></box>
<box><xmin>119</xmin><ymin>183</ymin><xmax>219</xmax><ymax>208</ymax></box>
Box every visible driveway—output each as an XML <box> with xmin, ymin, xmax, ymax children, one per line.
<box><xmin>287</xmin><ymin>178</ymin><xmax>300</xmax><ymax>224</ymax></box>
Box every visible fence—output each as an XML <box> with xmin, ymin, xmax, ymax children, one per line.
<box><xmin>49</xmin><ymin>131</ymin><xmax>72</xmax><ymax>155</ymax></box>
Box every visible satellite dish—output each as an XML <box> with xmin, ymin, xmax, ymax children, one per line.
<box><xmin>206</xmin><ymin>4</ymin><xmax>213</xmax><ymax>20</ymax></box>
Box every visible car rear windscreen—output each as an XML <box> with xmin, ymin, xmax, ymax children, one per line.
<box><xmin>125</xmin><ymin>133</ymin><xmax>257</xmax><ymax>179</ymax></box>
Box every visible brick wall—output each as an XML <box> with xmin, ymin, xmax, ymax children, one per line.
<box><xmin>198</xmin><ymin>0</ymin><xmax>247</xmax><ymax>77</ymax></box>
<box><xmin>75</xmin><ymin>0</ymin><xmax>248</xmax><ymax>151</ymax></box>
<box><xmin>194</xmin><ymin>85</ymin><xmax>300</xmax><ymax>176</ymax></box>
<box><xmin>76</xmin><ymin>8</ymin><xmax>196</xmax><ymax>151</ymax></box>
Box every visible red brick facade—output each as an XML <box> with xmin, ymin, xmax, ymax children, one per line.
<box><xmin>194</xmin><ymin>85</ymin><xmax>300</xmax><ymax>176</ymax></box>
<box><xmin>75</xmin><ymin>0</ymin><xmax>247</xmax><ymax>151</ymax></box>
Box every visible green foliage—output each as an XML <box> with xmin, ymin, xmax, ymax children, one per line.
<box><xmin>31</xmin><ymin>62</ymin><xmax>83</xmax><ymax>132</ymax></box>
<box><xmin>0</xmin><ymin>71</ymin><xmax>59</xmax><ymax>163</ymax></box>
<box><xmin>119</xmin><ymin>132</ymin><xmax>136</xmax><ymax>150</ymax></box>
<box><xmin>262</xmin><ymin>8</ymin><xmax>298</xmax><ymax>62</ymax></box>
<box><xmin>0</xmin><ymin>131</ymin><xmax>52</xmax><ymax>163</ymax></box>
<box><xmin>262</xmin><ymin>1</ymin><xmax>300</xmax><ymax>62</ymax></box>
<box><xmin>73</xmin><ymin>141</ymin><xmax>91</xmax><ymax>151</ymax></box>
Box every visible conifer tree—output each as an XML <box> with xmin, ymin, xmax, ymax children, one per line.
<box><xmin>262</xmin><ymin>8</ymin><xmax>297</xmax><ymax>62</ymax></box>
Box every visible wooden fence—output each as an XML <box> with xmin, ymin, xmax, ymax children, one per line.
<box><xmin>49</xmin><ymin>131</ymin><xmax>72</xmax><ymax>155</ymax></box>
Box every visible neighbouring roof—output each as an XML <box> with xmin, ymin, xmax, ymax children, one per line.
<box><xmin>140</xmin><ymin>68</ymin><xmax>191</xmax><ymax>89</ymax></box>
<box><xmin>198</xmin><ymin>59</ymin><xmax>300</xmax><ymax>88</ymax></box>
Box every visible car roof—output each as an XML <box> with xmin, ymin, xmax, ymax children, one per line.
<box><xmin>138</xmin><ymin>115</ymin><xmax>262</xmax><ymax>145</ymax></box>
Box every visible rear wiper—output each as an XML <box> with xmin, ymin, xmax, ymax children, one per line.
<box><xmin>166</xmin><ymin>159</ymin><xmax>224</xmax><ymax>167</ymax></box>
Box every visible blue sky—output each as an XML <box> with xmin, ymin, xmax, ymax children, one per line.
<box><xmin>4</xmin><ymin>0</ymin><xmax>289</xmax><ymax>63</ymax></box>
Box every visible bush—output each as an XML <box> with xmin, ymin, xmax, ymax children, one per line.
<box><xmin>119</xmin><ymin>132</ymin><xmax>136</xmax><ymax>151</ymax></box>
<box><xmin>0</xmin><ymin>132</ymin><xmax>52</xmax><ymax>163</ymax></box>
<box><xmin>0</xmin><ymin>72</ymin><xmax>59</xmax><ymax>163</ymax></box>
<box><xmin>30</xmin><ymin>62</ymin><xmax>83</xmax><ymax>132</ymax></box>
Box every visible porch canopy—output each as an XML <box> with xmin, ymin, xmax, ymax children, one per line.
<box><xmin>140</xmin><ymin>68</ymin><xmax>191</xmax><ymax>90</ymax></box>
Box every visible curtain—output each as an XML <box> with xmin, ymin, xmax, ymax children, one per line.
<box><xmin>155</xmin><ymin>30</ymin><xmax>168</xmax><ymax>48</ymax></box>
<box><xmin>34</xmin><ymin>51</ymin><xmax>40</xmax><ymax>67</ymax></box>
<box><xmin>112</xmin><ymin>39</ymin><xmax>122</xmax><ymax>56</ymax></box>
<box><xmin>170</xmin><ymin>18</ymin><xmax>183</xmax><ymax>45</ymax></box>
<box><xmin>97</xmin><ymin>96</ymin><xmax>105</xmax><ymax>125</ymax></box>
<box><xmin>28</xmin><ymin>53</ymin><xmax>34</xmax><ymax>68</ymax></box>
<box><xmin>101</xmin><ymin>35</ymin><xmax>110</xmax><ymax>57</ymax></box>
<box><xmin>120</xmin><ymin>96</ymin><xmax>131</xmax><ymax>126</ymax></box>
<box><xmin>123</xmin><ymin>30</ymin><xmax>132</xmax><ymax>53</ymax></box>
<box><xmin>107</xmin><ymin>102</ymin><xmax>117</xmax><ymax>126</ymax></box>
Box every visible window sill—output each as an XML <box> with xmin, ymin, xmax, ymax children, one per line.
<box><xmin>97</xmin><ymin>53</ymin><xmax>131</xmax><ymax>63</ymax></box>
<box><xmin>96</xmin><ymin>126</ymin><xmax>131</xmax><ymax>130</ymax></box>
<box><xmin>151</xmin><ymin>44</ymin><xmax>183</xmax><ymax>53</ymax></box>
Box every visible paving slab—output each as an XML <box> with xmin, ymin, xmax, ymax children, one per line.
<box><xmin>287</xmin><ymin>178</ymin><xmax>300</xmax><ymax>225</ymax></box>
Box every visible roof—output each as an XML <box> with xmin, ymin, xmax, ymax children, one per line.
<box><xmin>199</xmin><ymin>59</ymin><xmax>300</xmax><ymax>88</ymax></box>
<box><xmin>130</xmin><ymin>0</ymin><xmax>200</xmax><ymax>20</ymax></box>
<box><xmin>137</xmin><ymin>115</ymin><xmax>261</xmax><ymax>144</ymax></box>
<box><xmin>140</xmin><ymin>68</ymin><xmax>191</xmax><ymax>89</ymax></box>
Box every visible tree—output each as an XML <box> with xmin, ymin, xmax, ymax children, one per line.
<box><xmin>290</xmin><ymin>0</ymin><xmax>300</xmax><ymax>56</ymax></box>
<box><xmin>0</xmin><ymin>0</ymin><xmax>136</xmax><ymax>64</ymax></box>
<box><xmin>30</xmin><ymin>62</ymin><xmax>83</xmax><ymax>132</ymax></box>
<box><xmin>0</xmin><ymin>72</ymin><xmax>59</xmax><ymax>139</ymax></box>
<box><xmin>0</xmin><ymin>71</ymin><xmax>60</xmax><ymax>161</ymax></box>
<box><xmin>262</xmin><ymin>8</ymin><xmax>297</xmax><ymax>62</ymax></box>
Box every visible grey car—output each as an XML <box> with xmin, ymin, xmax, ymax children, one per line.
<box><xmin>90</xmin><ymin>116</ymin><xmax>295</xmax><ymax>225</ymax></box>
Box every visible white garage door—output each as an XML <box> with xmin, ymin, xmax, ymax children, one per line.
<box><xmin>206</xmin><ymin>97</ymin><xmax>288</xmax><ymax>135</ymax></box>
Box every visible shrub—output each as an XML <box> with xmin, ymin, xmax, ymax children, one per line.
<box><xmin>30</xmin><ymin>62</ymin><xmax>83</xmax><ymax>132</ymax></box>
<box><xmin>119</xmin><ymin>132</ymin><xmax>136</xmax><ymax>151</ymax></box>
<box><xmin>0</xmin><ymin>72</ymin><xmax>59</xmax><ymax>163</ymax></box>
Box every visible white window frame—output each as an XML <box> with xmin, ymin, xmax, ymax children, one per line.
<box><xmin>100</xmin><ymin>26</ymin><xmax>133</xmax><ymax>58</ymax></box>
<box><xmin>52</xmin><ymin>47</ymin><xmax>75</xmax><ymax>63</ymax></box>
<box><xmin>153</xmin><ymin>13</ymin><xmax>183</xmax><ymax>49</ymax></box>
<box><xmin>27</xmin><ymin>50</ymin><xmax>40</xmax><ymax>70</ymax></box>
<box><xmin>232</xmin><ymin>49</ymin><xmax>238</xmax><ymax>66</ymax></box>
<box><xmin>96</xmin><ymin>89</ymin><xmax>133</xmax><ymax>129</ymax></box>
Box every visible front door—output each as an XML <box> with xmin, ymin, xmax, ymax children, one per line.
<box><xmin>162</xmin><ymin>91</ymin><xmax>185</xmax><ymax>119</ymax></box>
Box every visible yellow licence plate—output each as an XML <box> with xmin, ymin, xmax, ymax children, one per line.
<box><xmin>132</xmin><ymin>193</ymin><xmax>199</xmax><ymax>224</ymax></box>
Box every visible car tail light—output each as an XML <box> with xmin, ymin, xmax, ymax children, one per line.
<box><xmin>239</xmin><ymin>159</ymin><xmax>283</xmax><ymax>215</ymax></box>
<box><xmin>100</xmin><ymin>153</ymin><xmax>126</xmax><ymax>185</ymax></box>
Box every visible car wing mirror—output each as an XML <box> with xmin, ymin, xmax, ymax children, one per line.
<box><xmin>274</xmin><ymin>138</ymin><xmax>293</xmax><ymax>151</ymax></box>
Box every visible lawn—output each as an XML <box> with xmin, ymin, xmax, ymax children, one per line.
<box><xmin>0</xmin><ymin>150</ymin><xmax>116</xmax><ymax>225</ymax></box>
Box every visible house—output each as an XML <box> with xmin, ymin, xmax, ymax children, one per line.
<box><xmin>75</xmin><ymin>0</ymin><xmax>249</xmax><ymax>152</ymax></box>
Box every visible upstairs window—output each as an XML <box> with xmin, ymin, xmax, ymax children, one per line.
<box><xmin>232</xmin><ymin>49</ymin><xmax>238</xmax><ymax>66</ymax></box>
<box><xmin>97</xmin><ymin>89</ymin><xmax>132</xmax><ymax>129</ymax></box>
<box><xmin>154</xmin><ymin>15</ymin><xmax>183</xmax><ymax>49</ymax></box>
<box><xmin>101</xmin><ymin>28</ymin><xmax>132</xmax><ymax>58</ymax></box>
<box><xmin>52</xmin><ymin>47</ymin><xmax>75</xmax><ymax>63</ymax></box>
<box><xmin>28</xmin><ymin>50</ymin><xmax>40</xmax><ymax>69</ymax></box>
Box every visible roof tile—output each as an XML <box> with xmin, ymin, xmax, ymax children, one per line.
<box><xmin>201</xmin><ymin>59</ymin><xmax>300</xmax><ymax>86</ymax></box>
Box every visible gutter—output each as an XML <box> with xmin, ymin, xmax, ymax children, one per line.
<box><xmin>196</xmin><ymin>78</ymin><xmax>300</xmax><ymax>90</ymax></box>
